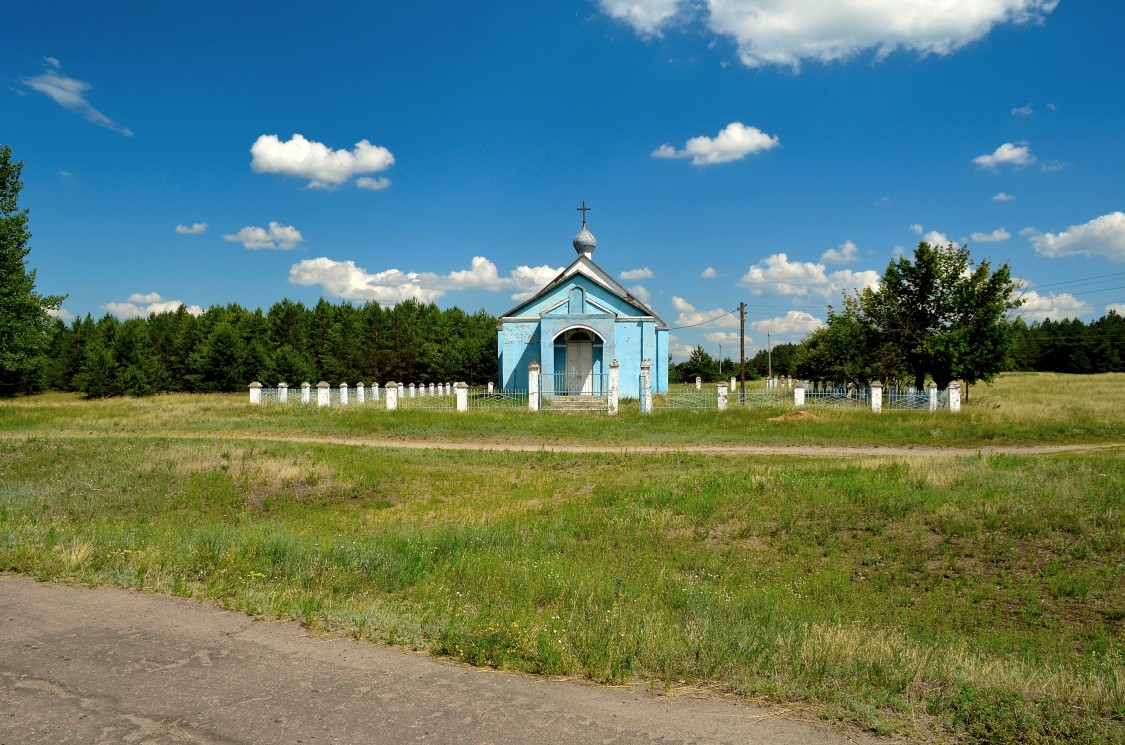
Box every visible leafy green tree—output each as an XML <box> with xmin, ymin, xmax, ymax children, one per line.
<box><xmin>793</xmin><ymin>297</ymin><xmax>890</xmax><ymax>385</ymax></box>
<box><xmin>861</xmin><ymin>242</ymin><xmax>1022</xmax><ymax>389</ymax></box>
<box><xmin>675</xmin><ymin>346</ymin><xmax>720</xmax><ymax>383</ymax></box>
<box><xmin>0</xmin><ymin>145</ymin><xmax>66</xmax><ymax>395</ymax></box>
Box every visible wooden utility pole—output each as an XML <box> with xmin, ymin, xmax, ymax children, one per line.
<box><xmin>767</xmin><ymin>331</ymin><xmax>772</xmax><ymax>380</ymax></box>
<box><xmin>739</xmin><ymin>302</ymin><xmax>746</xmax><ymax>402</ymax></box>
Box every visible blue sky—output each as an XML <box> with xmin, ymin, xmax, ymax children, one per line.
<box><xmin>4</xmin><ymin>1</ymin><xmax>1123</xmax><ymax>359</ymax></box>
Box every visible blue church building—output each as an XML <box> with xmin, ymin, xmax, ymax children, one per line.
<box><xmin>497</xmin><ymin>210</ymin><xmax>669</xmax><ymax>398</ymax></box>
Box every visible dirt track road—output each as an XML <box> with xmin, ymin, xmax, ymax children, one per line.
<box><xmin>1</xmin><ymin>575</ymin><xmax>881</xmax><ymax>745</ymax></box>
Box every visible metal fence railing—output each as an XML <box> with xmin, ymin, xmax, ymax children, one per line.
<box><xmin>252</xmin><ymin>381</ymin><xmax>955</xmax><ymax>413</ymax></box>
<box><xmin>468</xmin><ymin>387</ymin><xmax>528</xmax><ymax>410</ymax></box>
<box><xmin>804</xmin><ymin>387</ymin><xmax>870</xmax><ymax>408</ymax></box>
<box><xmin>653</xmin><ymin>384</ymin><xmax>714</xmax><ymax>410</ymax></box>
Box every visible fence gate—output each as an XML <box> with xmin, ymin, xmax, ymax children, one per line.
<box><xmin>541</xmin><ymin>372</ymin><xmax>609</xmax><ymax>412</ymax></box>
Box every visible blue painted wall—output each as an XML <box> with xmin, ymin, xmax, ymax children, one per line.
<box><xmin>498</xmin><ymin>275</ymin><xmax>668</xmax><ymax>397</ymax></box>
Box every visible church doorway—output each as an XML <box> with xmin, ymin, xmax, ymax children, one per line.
<box><xmin>558</xmin><ymin>328</ymin><xmax>594</xmax><ymax>393</ymax></box>
<box><xmin>564</xmin><ymin>329</ymin><xmax>594</xmax><ymax>394</ymax></box>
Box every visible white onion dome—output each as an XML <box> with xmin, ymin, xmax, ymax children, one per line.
<box><xmin>573</xmin><ymin>223</ymin><xmax>597</xmax><ymax>257</ymax></box>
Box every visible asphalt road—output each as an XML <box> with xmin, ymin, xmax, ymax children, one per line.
<box><xmin>0</xmin><ymin>575</ymin><xmax>882</xmax><ymax>745</ymax></box>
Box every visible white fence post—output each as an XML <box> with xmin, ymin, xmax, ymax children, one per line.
<box><xmin>608</xmin><ymin>359</ymin><xmax>620</xmax><ymax>416</ymax></box>
<box><xmin>249</xmin><ymin>381</ymin><xmax>262</xmax><ymax>404</ymax></box>
<box><xmin>278</xmin><ymin>382</ymin><xmax>288</xmax><ymax>404</ymax></box>
<box><xmin>398</xmin><ymin>382</ymin><xmax>405</xmax><ymax>401</ymax></box>
<box><xmin>300</xmin><ymin>382</ymin><xmax>311</xmax><ymax>404</ymax></box>
<box><xmin>356</xmin><ymin>382</ymin><xmax>365</xmax><ymax>404</ymax></box>
<box><xmin>408</xmin><ymin>383</ymin><xmax>416</xmax><ymax>398</ymax></box>
<box><xmin>695</xmin><ymin>375</ymin><xmax>701</xmax><ymax>390</ymax></box>
<box><xmin>317</xmin><ymin>381</ymin><xmax>330</xmax><ymax>408</ymax></box>
<box><xmin>528</xmin><ymin>362</ymin><xmax>540</xmax><ymax>412</ymax></box>
<box><xmin>371</xmin><ymin>382</ymin><xmax>380</xmax><ymax>401</ymax></box>
<box><xmin>730</xmin><ymin>376</ymin><xmax>736</xmax><ymax>393</ymax></box>
<box><xmin>429</xmin><ymin>383</ymin><xmax>436</xmax><ymax>396</ymax></box>
<box><xmin>928</xmin><ymin>382</ymin><xmax>938</xmax><ymax>412</ymax></box>
<box><xmin>870</xmin><ymin>380</ymin><xmax>883</xmax><ymax>414</ymax></box>
<box><xmin>487</xmin><ymin>381</ymin><xmax>494</xmax><ymax>394</ymax></box>
<box><xmin>717</xmin><ymin>382</ymin><xmax>728</xmax><ymax>411</ymax></box>
<box><xmin>385</xmin><ymin>381</ymin><xmax>398</xmax><ymax>410</ymax></box>
<box><xmin>339</xmin><ymin>382</ymin><xmax>349</xmax><ymax>405</ymax></box>
<box><xmin>948</xmin><ymin>381</ymin><xmax>961</xmax><ymax>412</ymax></box>
<box><xmin>455</xmin><ymin>382</ymin><xmax>468</xmax><ymax>412</ymax></box>
<box><xmin>794</xmin><ymin>381</ymin><xmax>805</xmax><ymax>407</ymax></box>
<box><xmin>640</xmin><ymin>359</ymin><xmax>653</xmax><ymax>414</ymax></box>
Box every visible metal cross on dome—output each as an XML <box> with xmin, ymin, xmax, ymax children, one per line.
<box><xmin>577</xmin><ymin>200</ymin><xmax>591</xmax><ymax>225</ymax></box>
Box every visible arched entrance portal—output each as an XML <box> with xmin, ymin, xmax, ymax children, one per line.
<box><xmin>566</xmin><ymin>329</ymin><xmax>594</xmax><ymax>394</ymax></box>
<box><xmin>552</xmin><ymin>327</ymin><xmax>604</xmax><ymax>395</ymax></box>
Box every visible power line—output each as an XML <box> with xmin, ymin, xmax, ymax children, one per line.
<box><xmin>669</xmin><ymin>308</ymin><xmax>740</xmax><ymax>330</ymax></box>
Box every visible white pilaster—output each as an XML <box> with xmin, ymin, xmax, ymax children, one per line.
<box><xmin>385</xmin><ymin>381</ymin><xmax>398</xmax><ymax>410</ymax></box>
<box><xmin>717</xmin><ymin>382</ymin><xmax>728</xmax><ymax>411</ymax></box>
<box><xmin>455</xmin><ymin>382</ymin><xmax>468</xmax><ymax>412</ymax></box>
<box><xmin>317</xmin><ymin>381</ymin><xmax>330</xmax><ymax>408</ymax></box>
<box><xmin>640</xmin><ymin>359</ymin><xmax>653</xmax><ymax>414</ymax></box>
<box><xmin>608</xmin><ymin>359</ymin><xmax>619</xmax><ymax>416</ymax></box>
<box><xmin>870</xmin><ymin>380</ymin><xmax>883</xmax><ymax>414</ymax></box>
<box><xmin>528</xmin><ymin>362</ymin><xmax>540</xmax><ymax>412</ymax></box>
<box><xmin>248</xmin><ymin>381</ymin><xmax>262</xmax><ymax>405</ymax></box>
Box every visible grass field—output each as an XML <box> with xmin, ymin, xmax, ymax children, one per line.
<box><xmin>1</xmin><ymin>372</ymin><xmax>1122</xmax><ymax>743</ymax></box>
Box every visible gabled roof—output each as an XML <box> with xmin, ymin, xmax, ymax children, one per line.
<box><xmin>501</xmin><ymin>253</ymin><xmax>668</xmax><ymax>329</ymax></box>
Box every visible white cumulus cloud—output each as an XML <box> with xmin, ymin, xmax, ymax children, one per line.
<box><xmin>104</xmin><ymin>293</ymin><xmax>203</xmax><ymax>320</ymax></box>
<box><xmin>820</xmin><ymin>239</ymin><xmax>859</xmax><ymax>265</ymax></box>
<box><xmin>1015</xmin><ymin>289</ymin><xmax>1089</xmax><ymax>322</ymax></box>
<box><xmin>1011</xmin><ymin>104</ymin><xmax>1034</xmax><ymax>116</ymax></box>
<box><xmin>603</xmin><ymin>0</ymin><xmax>1058</xmax><ymax>70</ymax></box>
<box><xmin>701</xmin><ymin>267</ymin><xmax>717</xmax><ymax>279</ymax></box>
<box><xmin>970</xmin><ymin>228</ymin><xmax>1011</xmax><ymax>243</ymax></box>
<box><xmin>973</xmin><ymin>142</ymin><xmax>1035</xmax><ymax>170</ymax></box>
<box><xmin>599</xmin><ymin>0</ymin><xmax>683</xmax><ymax>37</ymax></box>
<box><xmin>738</xmin><ymin>253</ymin><xmax>879</xmax><ymax>298</ymax></box>
<box><xmin>47</xmin><ymin>306</ymin><xmax>75</xmax><ymax>322</ymax></box>
<box><xmin>288</xmin><ymin>256</ymin><xmax>564</xmax><ymax>307</ymax></box>
<box><xmin>703</xmin><ymin>331</ymin><xmax>745</xmax><ymax>346</ymax></box>
<box><xmin>1028</xmin><ymin>212</ymin><xmax>1125</xmax><ymax>262</ymax></box>
<box><xmin>992</xmin><ymin>192</ymin><xmax>1016</xmax><ymax>202</ymax></box>
<box><xmin>750</xmin><ymin>311</ymin><xmax>824</xmax><ymax>338</ymax></box>
<box><xmin>176</xmin><ymin>223</ymin><xmax>208</xmax><ymax>235</ymax></box>
<box><xmin>620</xmin><ymin>267</ymin><xmax>654</xmax><ymax>280</ymax></box>
<box><xmin>355</xmin><ymin>176</ymin><xmax>392</xmax><ymax>190</ymax></box>
<box><xmin>922</xmin><ymin>230</ymin><xmax>952</xmax><ymax>246</ymax></box>
<box><xmin>250</xmin><ymin>134</ymin><xmax>394</xmax><ymax>189</ymax></box>
<box><xmin>224</xmin><ymin>222</ymin><xmax>305</xmax><ymax>251</ymax></box>
<box><xmin>1106</xmin><ymin>303</ymin><xmax>1125</xmax><ymax>316</ymax></box>
<box><xmin>653</xmin><ymin>122</ymin><xmax>779</xmax><ymax>166</ymax></box>
<box><xmin>628</xmin><ymin>284</ymin><xmax>653</xmax><ymax>304</ymax></box>
<box><xmin>670</xmin><ymin>296</ymin><xmax>740</xmax><ymax>328</ymax></box>
<box><xmin>21</xmin><ymin>59</ymin><xmax>132</xmax><ymax>136</ymax></box>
